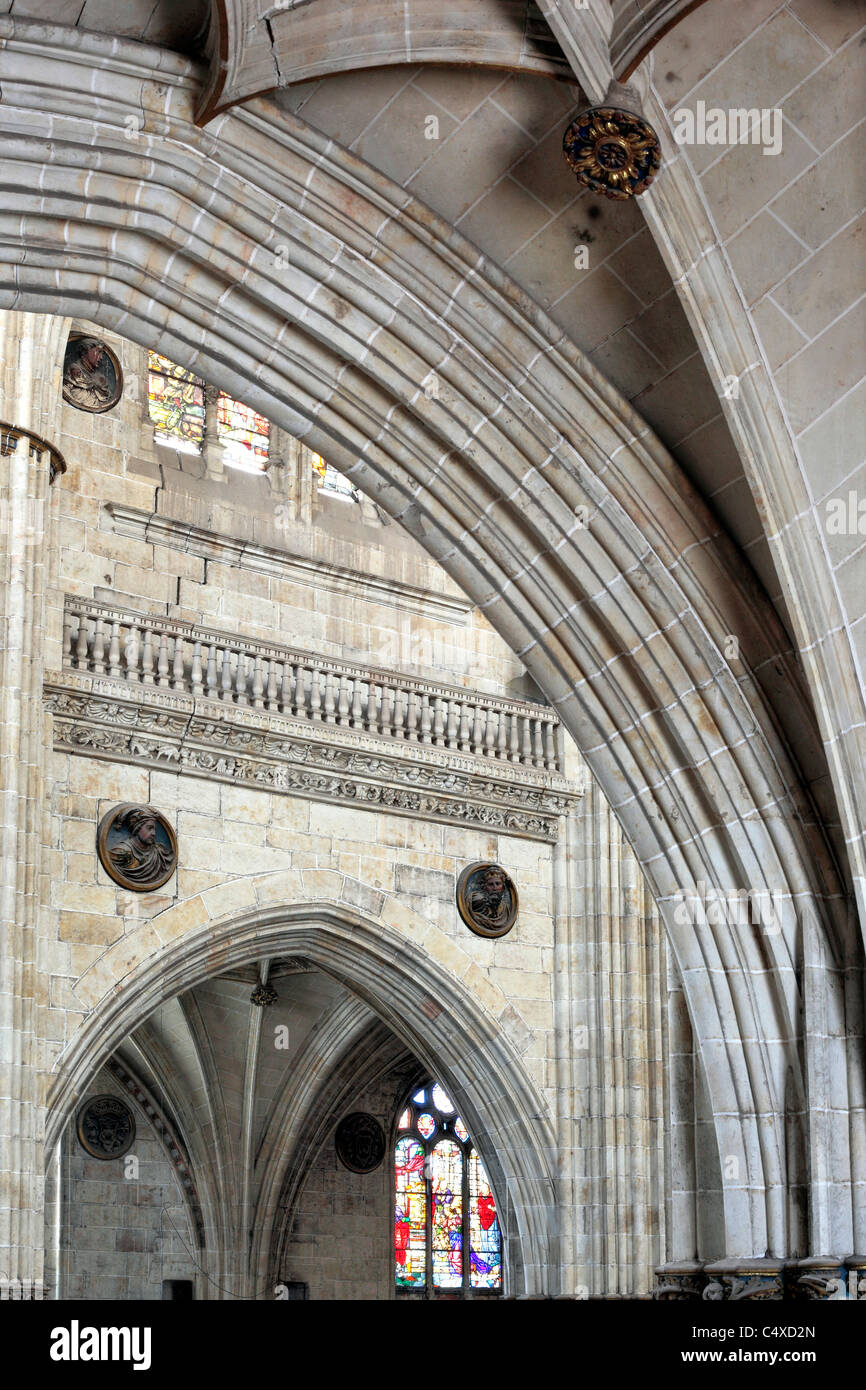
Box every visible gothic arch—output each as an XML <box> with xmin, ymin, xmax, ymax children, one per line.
<box><xmin>45</xmin><ymin>900</ymin><xmax>561</xmax><ymax>1297</ymax></box>
<box><xmin>4</xmin><ymin>18</ymin><xmax>859</xmax><ymax>1259</ymax></box>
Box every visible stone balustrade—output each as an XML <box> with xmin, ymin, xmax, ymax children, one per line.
<box><xmin>62</xmin><ymin>596</ymin><xmax>565</xmax><ymax>773</ymax></box>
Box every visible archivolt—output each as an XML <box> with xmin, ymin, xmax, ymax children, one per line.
<box><xmin>46</xmin><ymin>902</ymin><xmax>561</xmax><ymax>1295</ymax></box>
<box><xmin>5</xmin><ymin>20</ymin><xmax>854</xmax><ymax>1256</ymax></box>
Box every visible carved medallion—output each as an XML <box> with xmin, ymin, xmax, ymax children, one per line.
<box><xmin>76</xmin><ymin>1094</ymin><xmax>136</xmax><ymax>1160</ymax></box>
<box><xmin>62</xmin><ymin>333</ymin><xmax>123</xmax><ymax>414</ymax></box>
<box><xmin>563</xmin><ymin>106</ymin><xmax>661</xmax><ymax>200</ymax></box>
<box><xmin>251</xmin><ymin>983</ymin><xmax>278</xmax><ymax>1007</ymax></box>
<box><xmin>335</xmin><ymin>1112</ymin><xmax>386</xmax><ymax>1174</ymax></box>
<box><xmin>456</xmin><ymin>861</ymin><xmax>518</xmax><ymax>938</ymax></box>
<box><xmin>97</xmin><ymin>803</ymin><xmax>178</xmax><ymax>892</ymax></box>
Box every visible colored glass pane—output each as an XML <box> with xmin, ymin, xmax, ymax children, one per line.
<box><xmin>432</xmin><ymin>1084</ymin><xmax>453</xmax><ymax>1113</ymax></box>
<box><xmin>147</xmin><ymin>351</ymin><xmax>204</xmax><ymax>449</ymax></box>
<box><xmin>217</xmin><ymin>392</ymin><xmax>270</xmax><ymax>470</ymax></box>
<box><xmin>395</xmin><ymin>1138</ymin><xmax>426</xmax><ymax>1288</ymax></box>
<box><xmin>454</xmin><ymin>1116</ymin><xmax>469</xmax><ymax>1142</ymax></box>
<box><xmin>313</xmin><ymin>453</ymin><xmax>358</xmax><ymax>500</ymax></box>
<box><xmin>469</xmin><ymin>1148</ymin><xmax>502</xmax><ymax>1289</ymax></box>
<box><xmin>412</xmin><ymin>1088</ymin><xmax>427</xmax><ymax>1105</ymax></box>
<box><xmin>397</xmin><ymin>1108</ymin><xmax>411</xmax><ymax>1130</ymax></box>
<box><xmin>417</xmin><ymin>1113</ymin><xmax>436</xmax><ymax>1139</ymax></box>
<box><xmin>431</xmin><ymin>1140</ymin><xmax>463</xmax><ymax>1289</ymax></box>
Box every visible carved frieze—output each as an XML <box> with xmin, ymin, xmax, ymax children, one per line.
<box><xmin>45</xmin><ymin>676</ymin><xmax>580</xmax><ymax>841</ymax></box>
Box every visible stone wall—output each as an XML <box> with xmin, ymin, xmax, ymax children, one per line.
<box><xmin>48</xmin><ymin>751</ymin><xmax>559</xmax><ymax>1108</ymax></box>
<box><xmin>280</xmin><ymin>1062</ymin><xmax>416</xmax><ymax>1301</ymax></box>
<box><xmin>51</xmin><ymin>1068</ymin><xmax>198</xmax><ymax>1301</ymax></box>
<box><xmin>32</xmin><ymin>322</ymin><xmax>671</xmax><ymax>1298</ymax></box>
<box><xmin>51</xmin><ymin>324</ymin><xmax>532</xmax><ymax>702</ymax></box>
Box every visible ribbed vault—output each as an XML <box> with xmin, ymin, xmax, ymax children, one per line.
<box><xmin>6</xmin><ymin>19</ymin><xmax>859</xmax><ymax>1259</ymax></box>
<box><xmin>46</xmin><ymin>903</ymin><xmax>561</xmax><ymax>1295</ymax></box>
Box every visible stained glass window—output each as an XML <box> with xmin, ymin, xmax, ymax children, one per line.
<box><xmin>217</xmin><ymin>392</ymin><xmax>270</xmax><ymax>471</ymax></box>
<box><xmin>394</xmin><ymin>1081</ymin><xmax>502</xmax><ymax>1297</ymax></box>
<box><xmin>147</xmin><ymin>351</ymin><xmax>270</xmax><ymax>471</ymax></box>
<box><xmin>395</xmin><ymin>1138</ymin><xmax>426</xmax><ymax>1289</ymax></box>
<box><xmin>469</xmin><ymin>1148</ymin><xmax>502</xmax><ymax>1289</ymax></box>
<box><xmin>311</xmin><ymin>452</ymin><xmax>360</xmax><ymax>501</ymax></box>
<box><xmin>147</xmin><ymin>351</ymin><xmax>205</xmax><ymax>451</ymax></box>
<box><xmin>432</xmin><ymin>1084</ymin><xmax>454</xmax><ymax>1113</ymax></box>
<box><xmin>431</xmin><ymin>1140</ymin><xmax>463</xmax><ymax>1289</ymax></box>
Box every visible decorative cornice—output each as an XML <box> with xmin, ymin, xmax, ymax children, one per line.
<box><xmin>45</xmin><ymin>674</ymin><xmax>580</xmax><ymax>840</ymax></box>
<box><xmin>105</xmin><ymin>503</ymin><xmax>473</xmax><ymax>625</ymax></box>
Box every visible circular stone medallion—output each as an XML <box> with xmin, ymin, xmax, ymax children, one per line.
<box><xmin>456</xmin><ymin>861</ymin><xmax>519</xmax><ymax>939</ymax></box>
<box><xmin>62</xmin><ymin>333</ymin><xmax>124</xmax><ymax>414</ymax></box>
<box><xmin>563</xmin><ymin>106</ymin><xmax>661</xmax><ymax>200</ymax></box>
<box><xmin>335</xmin><ymin>1112</ymin><xmax>386</xmax><ymax>1173</ymax></box>
<box><xmin>76</xmin><ymin>1095</ymin><xmax>136</xmax><ymax>1160</ymax></box>
<box><xmin>97</xmin><ymin>803</ymin><xmax>178</xmax><ymax>893</ymax></box>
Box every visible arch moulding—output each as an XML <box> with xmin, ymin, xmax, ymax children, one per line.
<box><xmin>1</xmin><ymin>19</ymin><xmax>860</xmax><ymax>1260</ymax></box>
<box><xmin>46</xmin><ymin>896</ymin><xmax>559</xmax><ymax>1298</ymax></box>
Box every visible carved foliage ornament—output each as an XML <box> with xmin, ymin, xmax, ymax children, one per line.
<box><xmin>335</xmin><ymin>1113</ymin><xmax>386</xmax><ymax>1174</ymax></box>
<box><xmin>76</xmin><ymin>1095</ymin><xmax>136</xmax><ymax>1161</ymax></box>
<box><xmin>62</xmin><ymin>333</ymin><xmax>123</xmax><ymax>414</ymax></box>
<box><xmin>563</xmin><ymin>106</ymin><xmax>661</xmax><ymax>200</ymax></box>
<box><xmin>97</xmin><ymin>803</ymin><xmax>178</xmax><ymax>892</ymax></box>
<box><xmin>456</xmin><ymin>861</ymin><xmax>518</xmax><ymax>939</ymax></box>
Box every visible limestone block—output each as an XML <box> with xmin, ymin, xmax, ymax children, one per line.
<box><xmin>253</xmin><ymin>869</ymin><xmax>305</xmax><ymax>906</ymax></box>
<box><xmin>309</xmin><ymin>801</ymin><xmax>377</xmax><ymax>842</ymax></box>
<box><xmin>394</xmin><ymin>863</ymin><xmax>453</xmax><ymax>901</ymax></box>
<box><xmin>152</xmin><ymin>895</ymin><xmax>208</xmax><ymax>945</ymax></box>
<box><xmin>61</xmin><ymin>819</ymin><xmax>97</xmax><ymax>854</ymax></box>
<box><xmin>340</xmin><ymin>877</ymin><xmax>385</xmax><ymax>918</ymax></box>
<box><xmin>201</xmin><ymin>878</ymin><xmax>257</xmax><ymax>919</ymax></box>
<box><xmin>220</xmin><ymin>784</ymin><xmax>272</xmax><ymax>824</ymax></box>
<box><xmin>301</xmin><ymin>868</ymin><xmax>343</xmax><ymax>901</ymax></box>
<box><xmin>221</xmin><ymin>841</ymin><xmax>287</xmax><ymax>876</ymax></box>
<box><xmin>70</xmin><ymin>758</ymin><xmax>149</xmax><ymax>801</ymax></box>
<box><xmin>177</xmin><ymin>869</ymin><xmax>225</xmax><ymax>897</ymax></box>
<box><xmin>56</xmin><ymin>882</ymin><xmax>119</xmax><ymax>915</ymax></box>
<box><xmin>462</xmin><ymin>961</ymin><xmax>504</xmax><ymax>1016</ymax></box>
<box><xmin>220</xmin><ymin>819</ymin><xmax>266</xmax><ymax>847</ymax></box>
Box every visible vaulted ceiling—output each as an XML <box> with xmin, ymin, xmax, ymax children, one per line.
<box><xmin>117</xmin><ymin>962</ymin><xmax>418</xmax><ymax>1291</ymax></box>
<box><xmin>0</xmin><ymin>0</ymin><xmax>782</xmax><ymax>627</ymax></box>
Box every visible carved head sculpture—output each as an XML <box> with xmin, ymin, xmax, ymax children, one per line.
<box><xmin>62</xmin><ymin>333</ymin><xmax>122</xmax><ymax>413</ymax></box>
<box><xmin>456</xmin><ymin>861</ymin><xmax>518</xmax><ymax>939</ymax></box>
<box><xmin>97</xmin><ymin>803</ymin><xmax>178</xmax><ymax>892</ymax></box>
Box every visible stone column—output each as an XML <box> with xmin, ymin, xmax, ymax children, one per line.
<box><xmin>202</xmin><ymin>383</ymin><xmax>225</xmax><ymax>482</ymax></box>
<box><xmin>566</xmin><ymin>770</ymin><xmax>668</xmax><ymax>1297</ymax></box>
<box><xmin>296</xmin><ymin>439</ymin><xmax>315</xmax><ymax>527</ymax></box>
<box><xmin>0</xmin><ymin>309</ymin><xmax>69</xmax><ymax>1292</ymax></box>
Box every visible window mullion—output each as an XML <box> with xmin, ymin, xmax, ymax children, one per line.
<box><xmin>426</xmin><ymin>1143</ymin><xmax>433</xmax><ymax>1299</ymax></box>
<box><xmin>463</xmin><ymin>1143</ymin><xmax>470</xmax><ymax>1297</ymax></box>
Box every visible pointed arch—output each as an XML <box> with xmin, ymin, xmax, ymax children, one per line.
<box><xmin>46</xmin><ymin>902</ymin><xmax>561</xmax><ymax>1297</ymax></box>
<box><xmin>3</xmin><ymin>17</ymin><xmax>857</xmax><ymax>1258</ymax></box>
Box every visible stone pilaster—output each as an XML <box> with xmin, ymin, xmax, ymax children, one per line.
<box><xmin>202</xmin><ymin>383</ymin><xmax>224</xmax><ymax>482</ymax></box>
<box><xmin>0</xmin><ymin>309</ymin><xmax>69</xmax><ymax>1291</ymax></box>
<box><xmin>568</xmin><ymin>777</ymin><xmax>667</xmax><ymax>1296</ymax></box>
